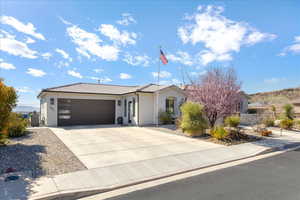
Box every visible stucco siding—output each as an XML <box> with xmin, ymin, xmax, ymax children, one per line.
<box><xmin>138</xmin><ymin>93</ymin><xmax>155</xmax><ymax>125</ymax></box>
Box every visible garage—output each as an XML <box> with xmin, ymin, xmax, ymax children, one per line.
<box><xmin>57</xmin><ymin>98</ymin><xmax>115</xmax><ymax>126</ymax></box>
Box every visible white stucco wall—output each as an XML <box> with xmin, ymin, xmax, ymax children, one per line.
<box><xmin>138</xmin><ymin>93</ymin><xmax>155</xmax><ymax>125</ymax></box>
<box><xmin>39</xmin><ymin>92</ymin><xmax>121</xmax><ymax>126</ymax></box>
<box><xmin>40</xmin><ymin>96</ymin><xmax>47</xmax><ymax>126</ymax></box>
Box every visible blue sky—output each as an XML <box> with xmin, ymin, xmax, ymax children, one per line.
<box><xmin>0</xmin><ymin>0</ymin><xmax>299</xmax><ymax>107</ymax></box>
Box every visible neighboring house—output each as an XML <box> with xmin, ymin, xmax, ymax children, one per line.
<box><xmin>38</xmin><ymin>83</ymin><xmax>185</xmax><ymax>127</ymax></box>
<box><xmin>237</xmin><ymin>91</ymin><xmax>249</xmax><ymax>114</ymax></box>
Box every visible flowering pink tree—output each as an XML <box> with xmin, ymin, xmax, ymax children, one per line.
<box><xmin>186</xmin><ymin>67</ymin><xmax>241</xmax><ymax>127</ymax></box>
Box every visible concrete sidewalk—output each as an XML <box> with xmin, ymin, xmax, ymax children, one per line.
<box><xmin>1</xmin><ymin>128</ymin><xmax>300</xmax><ymax>200</ymax></box>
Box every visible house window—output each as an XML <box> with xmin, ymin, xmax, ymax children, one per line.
<box><xmin>50</xmin><ymin>98</ymin><xmax>55</xmax><ymax>105</ymax></box>
<box><xmin>133</xmin><ymin>98</ymin><xmax>136</xmax><ymax>117</ymax></box>
<box><xmin>166</xmin><ymin>97</ymin><xmax>175</xmax><ymax>114</ymax></box>
<box><xmin>124</xmin><ymin>99</ymin><xmax>127</xmax><ymax>117</ymax></box>
<box><xmin>118</xmin><ymin>100</ymin><xmax>121</xmax><ymax>106</ymax></box>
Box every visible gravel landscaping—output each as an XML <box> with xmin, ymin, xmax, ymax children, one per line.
<box><xmin>0</xmin><ymin>128</ymin><xmax>86</xmax><ymax>178</ymax></box>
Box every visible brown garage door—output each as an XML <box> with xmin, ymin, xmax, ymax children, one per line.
<box><xmin>57</xmin><ymin>98</ymin><xmax>115</xmax><ymax>126</ymax></box>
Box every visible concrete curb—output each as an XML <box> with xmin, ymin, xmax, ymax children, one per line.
<box><xmin>31</xmin><ymin>142</ymin><xmax>300</xmax><ymax>200</ymax></box>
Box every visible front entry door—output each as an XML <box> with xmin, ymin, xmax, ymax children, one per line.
<box><xmin>128</xmin><ymin>101</ymin><xmax>132</xmax><ymax>124</ymax></box>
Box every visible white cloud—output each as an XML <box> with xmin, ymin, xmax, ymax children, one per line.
<box><xmin>123</xmin><ymin>52</ymin><xmax>150</xmax><ymax>66</ymax></box>
<box><xmin>0</xmin><ymin>16</ymin><xmax>45</xmax><ymax>40</ymax></box>
<box><xmin>117</xmin><ymin>13</ymin><xmax>137</xmax><ymax>26</ymax></box>
<box><xmin>0</xmin><ymin>59</ymin><xmax>16</xmax><ymax>70</ymax></box>
<box><xmin>279</xmin><ymin>35</ymin><xmax>300</xmax><ymax>56</ymax></box>
<box><xmin>55</xmin><ymin>48</ymin><xmax>72</xmax><ymax>62</ymax></box>
<box><xmin>25</xmin><ymin>37</ymin><xmax>35</xmax><ymax>44</ymax></box>
<box><xmin>93</xmin><ymin>68</ymin><xmax>104</xmax><ymax>73</ymax></box>
<box><xmin>196</xmin><ymin>50</ymin><xmax>232</xmax><ymax>65</ymax></box>
<box><xmin>119</xmin><ymin>73</ymin><xmax>132</xmax><ymax>79</ymax></box>
<box><xmin>76</xmin><ymin>47</ymin><xmax>91</xmax><ymax>59</ymax></box>
<box><xmin>245</xmin><ymin>31</ymin><xmax>276</xmax><ymax>45</ymax></box>
<box><xmin>26</xmin><ymin>68</ymin><xmax>46</xmax><ymax>77</ymax></box>
<box><xmin>67</xmin><ymin>70</ymin><xmax>82</xmax><ymax>79</ymax></box>
<box><xmin>16</xmin><ymin>86</ymin><xmax>31</xmax><ymax>93</ymax></box>
<box><xmin>178</xmin><ymin>5</ymin><xmax>276</xmax><ymax>65</ymax></box>
<box><xmin>160</xmin><ymin>79</ymin><xmax>181</xmax><ymax>85</ymax></box>
<box><xmin>56</xmin><ymin>61</ymin><xmax>69</xmax><ymax>68</ymax></box>
<box><xmin>87</xmin><ymin>76</ymin><xmax>99</xmax><ymax>80</ymax></box>
<box><xmin>99</xmin><ymin>77</ymin><xmax>112</xmax><ymax>83</ymax></box>
<box><xmin>67</xmin><ymin>25</ymin><xmax>119</xmax><ymax>61</ymax></box>
<box><xmin>152</xmin><ymin>71</ymin><xmax>172</xmax><ymax>78</ymax></box>
<box><xmin>0</xmin><ymin>30</ymin><xmax>38</xmax><ymax>59</ymax></box>
<box><xmin>264</xmin><ymin>77</ymin><xmax>285</xmax><ymax>84</ymax></box>
<box><xmin>41</xmin><ymin>52</ymin><xmax>52</xmax><ymax>60</ymax></box>
<box><xmin>190</xmin><ymin>70</ymin><xmax>207</xmax><ymax>77</ymax></box>
<box><xmin>98</xmin><ymin>24</ymin><xmax>136</xmax><ymax>46</ymax></box>
<box><xmin>167</xmin><ymin>51</ymin><xmax>194</xmax><ymax>66</ymax></box>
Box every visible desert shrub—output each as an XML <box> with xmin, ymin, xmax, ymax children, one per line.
<box><xmin>211</xmin><ymin>126</ymin><xmax>229</xmax><ymax>140</ymax></box>
<box><xmin>293</xmin><ymin>119</ymin><xmax>300</xmax><ymax>129</ymax></box>
<box><xmin>280</xmin><ymin>118</ymin><xmax>294</xmax><ymax>129</ymax></box>
<box><xmin>159</xmin><ymin>111</ymin><xmax>173</xmax><ymax>124</ymax></box>
<box><xmin>224</xmin><ymin>116</ymin><xmax>240</xmax><ymax>128</ymax></box>
<box><xmin>262</xmin><ymin>118</ymin><xmax>275</xmax><ymax>127</ymax></box>
<box><xmin>175</xmin><ymin>117</ymin><xmax>181</xmax><ymax>130</ymax></box>
<box><xmin>0</xmin><ymin>79</ymin><xmax>17</xmax><ymax>145</ymax></box>
<box><xmin>7</xmin><ymin>113</ymin><xmax>28</xmax><ymax>138</ymax></box>
<box><xmin>180</xmin><ymin>102</ymin><xmax>208</xmax><ymax>136</ymax></box>
<box><xmin>282</xmin><ymin>104</ymin><xmax>294</xmax><ymax>120</ymax></box>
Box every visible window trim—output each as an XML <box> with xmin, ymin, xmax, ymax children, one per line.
<box><xmin>124</xmin><ymin>99</ymin><xmax>127</xmax><ymax>117</ymax></box>
<box><xmin>133</xmin><ymin>98</ymin><xmax>136</xmax><ymax>117</ymax></box>
<box><xmin>166</xmin><ymin>97</ymin><xmax>175</xmax><ymax>114</ymax></box>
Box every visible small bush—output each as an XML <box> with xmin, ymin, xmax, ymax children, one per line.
<box><xmin>294</xmin><ymin>119</ymin><xmax>300</xmax><ymax>129</ymax></box>
<box><xmin>262</xmin><ymin>118</ymin><xmax>274</xmax><ymax>127</ymax></box>
<box><xmin>180</xmin><ymin>102</ymin><xmax>208</xmax><ymax>136</ymax></box>
<box><xmin>7</xmin><ymin>113</ymin><xmax>28</xmax><ymax>138</ymax></box>
<box><xmin>280</xmin><ymin>118</ymin><xmax>294</xmax><ymax>130</ymax></box>
<box><xmin>159</xmin><ymin>111</ymin><xmax>173</xmax><ymax>125</ymax></box>
<box><xmin>282</xmin><ymin>104</ymin><xmax>294</xmax><ymax>120</ymax></box>
<box><xmin>175</xmin><ymin>117</ymin><xmax>181</xmax><ymax>130</ymax></box>
<box><xmin>224</xmin><ymin>116</ymin><xmax>240</xmax><ymax>128</ymax></box>
<box><xmin>211</xmin><ymin>126</ymin><xmax>229</xmax><ymax>140</ymax></box>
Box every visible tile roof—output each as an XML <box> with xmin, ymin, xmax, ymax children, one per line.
<box><xmin>39</xmin><ymin>83</ymin><xmax>179</xmax><ymax>96</ymax></box>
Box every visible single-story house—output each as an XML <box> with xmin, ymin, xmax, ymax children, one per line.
<box><xmin>38</xmin><ymin>83</ymin><xmax>186</xmax><ymax>127</ymax></box>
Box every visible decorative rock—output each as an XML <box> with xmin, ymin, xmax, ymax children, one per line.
<box><xmin>274</xmin><ymin>120</ymin><xmax>281</xmax><ymax>127</ymax></box>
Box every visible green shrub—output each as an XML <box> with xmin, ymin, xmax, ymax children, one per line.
<box><xmin>294</xmin><ymin>119</ymin><xmax>300</xmax><ymax>129</ymax></box>
<box><xmin>262</xmin><ymin>118</ymin><xmax>275</xmax><ymax>127</ymax></box>
<box><xmin>280</xmin><ymin>118</ymin><xmax>294</xmax><ymax>130</ymax></box>
<box><xmin>211</xmin><ymin>126</ymin><xmax>229</xmax><ymax>140</ymax></box>
<box><xmin>180</xmin><ymin>102</ymin><xmax>208</xmax><ymax>136</ymax></box>
<box><xmin>224</xmin><ymin>116</ymin><xmax>240</xmax><ymax>128</ymax></box>
<box><xmin>282</xmin><ymin>104</ymin><xmax>294</xmax><ymax>120</ymax></box>
<box><xmin>8</xmin><ymin>113</ymin><xmax>28</xmax><ymax>138</ymax></box>
<box><xmin>158</xmin><ymin>111</ymin><xmax>173</xmax><ymax>124</ymax></box>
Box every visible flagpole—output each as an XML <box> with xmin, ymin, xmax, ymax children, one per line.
<box><xmin>156</xmin><ymin>46</ymin><xmax>161</xmax><ymax>127</ymax></box>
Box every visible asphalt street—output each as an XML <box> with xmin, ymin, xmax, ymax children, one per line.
<box><xmin>107</xmin><ymin>148</ymin><xmax>300</xmax><ymax>200</ymax></box>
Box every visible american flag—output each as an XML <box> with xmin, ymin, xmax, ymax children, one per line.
<box><xmin>160</xmin><ymin>49</ymin><xmax>168</xmax><ymax>65</ymax></box>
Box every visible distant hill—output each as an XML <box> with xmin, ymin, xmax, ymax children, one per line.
<box><xmin>249</xmin><ymin>87</ymin><xmax>300</xmax><ymax>112</ymax></box>
<box><xmin>13</xmin><ymin>106</ymin><xmax>39</xmax><ymax>113</ymax></box>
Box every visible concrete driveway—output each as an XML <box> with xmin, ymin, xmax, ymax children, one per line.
<box><xmin>50</xmin><ymin>125</ymin><xmax>221</xmax><ymax>169</ymax></box>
